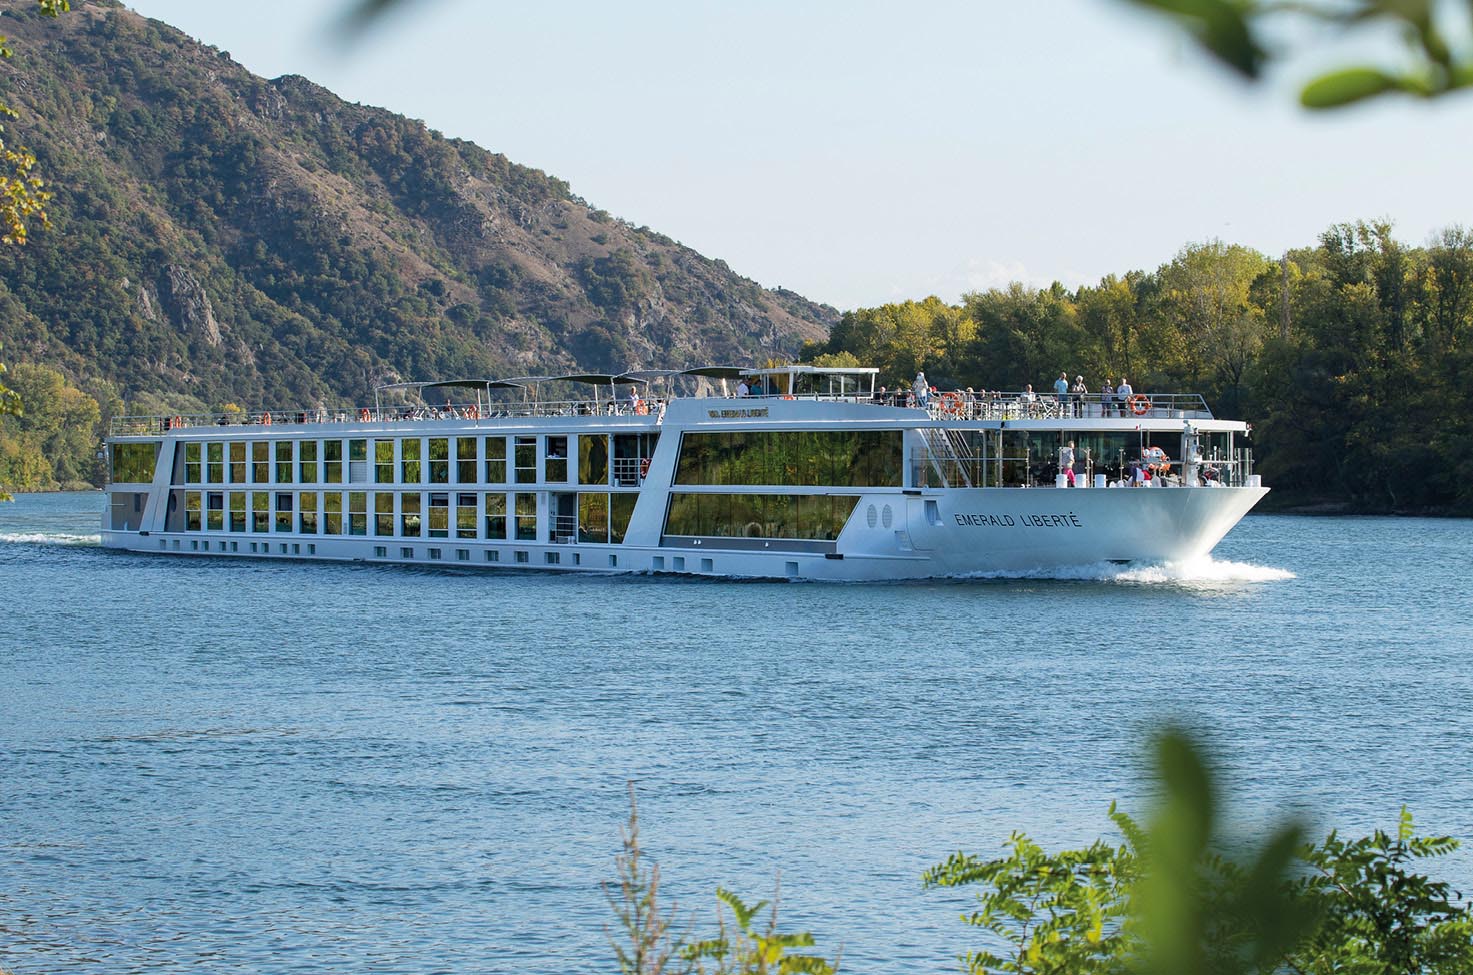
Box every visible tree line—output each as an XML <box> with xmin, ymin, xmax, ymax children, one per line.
<box><xmin>801</xmin><ymin>220</ymin><xmax>1473</xmax><ymax>514</ymax></box>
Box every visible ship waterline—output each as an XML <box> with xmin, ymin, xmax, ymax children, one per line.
<box><xmin>101</xmin><ymin>366</ymin><xmax>1265</xmax><ymax>580</ymax></box>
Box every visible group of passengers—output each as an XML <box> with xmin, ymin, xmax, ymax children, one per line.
<box><xmin>862</xmin><ymin>371</ymin><xmax>1147</xmax><ymax>418</ymax></box>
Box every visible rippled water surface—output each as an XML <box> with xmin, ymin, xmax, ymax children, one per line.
<box><xmin>3</xmin><ymin>492</ymin><xmax>1472</xmax><ymax>973</ymax></box>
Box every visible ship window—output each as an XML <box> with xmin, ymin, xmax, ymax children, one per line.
<box><xmin>324</xmin><ymin>440</ymin><xmax>344</xmax><ymax>484</ymax></box>
<box><xmin>251</xmin><ymin>491</ymin><xmax>269</xmax><ymax>532</ymax></box>
<box><xmin>299</xmin><ymin>491</ymin><xmax>319</xmax><ymax>534</ymax></box>
<box><xmin>374</xmin><ymin>546</ymin><xmax>387</xmax><ymax>558</ymax></box>
<box><xmin>515</xmin><ymin>550</ymin><xmax>529</xmax><ymax>564</ymax></box>
<box><xmin>579</xmin><ymin>434</ymin><xmax>609</xmax><ymax>486</ymax></box>
<box><xmin>111</xmin><ymin>441</ymin><xmax>160</xmax><ymax>484</ymax></box>
<box><xmin>401</xmin><ymin>438</ymin><xmax>422</xmax><ymax>483</ymax></box>
<box><xmin>374</xmin><ymin>439</ymin><xmax>394</xmax><ymax>483</ymax></box>
<box><xmin>348</xmin><ymin>439</ymin><xmax>368</xmax><ymax>483</ymax></box>
<box><xmin>299</xmin><ymin>441</ymin><xmax>319</xmax><ymax>483</ymax></box>
<box><xmin>275</xmin><ymin>441</ymin><xmax>293</xmax><ymax>483</ymax></box>
<box><xmin>229</xmin><ymin>442</ymin><xmax>247</xmax><ymax>483</ymax></box>
<box><xmin>514</xmin><ymin>437</ymin><xmax>537</xmax><ymax>484</ymax></box>
<box><xmin>229</xmin><ymin>492</ymin><xmax>247</xmax><ymax>532</ymax></box>
<box><xmin>428</xmin><ymin>492</ymin><xmax>450</xmax><ymax>538</ymax></box>
<box><xmin>428</xmin><ymin>438</ymin><xmax>450</xmax><ymax>484</ymax></box>
<box><xmin>183</xmin><ymin>442</ymin><xmax>201</xmax><ymax>483</ymax></box>
<box><xmin>664</xmin><ymin>493</ymin><xmax>859</xmax><ymax>541</ymax></box>
<box><xmin>485</xmin><ymin>550</ymin><xmax>499</xmax><ymax>563</ymax></box>
<box><xmin>275</xmin><ymin>492</ymin><xmax>293</xmax><ymax>532</ymax></box>
<box><xmin>456</xmin><ymin>493</ymin><xmax>477</xmax><ymax>539</ymax></box>
<box><xmin>545</xmin><ymin>436</ymin><xmax>568</xmax><ymax>482</ymax></box>
<box><xmin>207</xmin><ymin>492</ymin><xmax>224</xmax><ymax>530</ymax></box>
<box><xmin>674</xmin><ymin>431</ymin><xmax>903</xmax><ymax>488</ymax></box>
<box><xmin>429</xmin><ymin>547</ymin><xmax>442</xmax><ymax>560</ymax></box>
<box><xmin>457</xmin><ymin>549</ymin><xmax>469</xmax><ymax>561</ymax></box>
<box><xmin>546</xmin><ymin>552</ymin><xmax>560</xmax><ymax>565</ymax></box>
<box><xmin>207</xmin><ymin>442</ymin><xmax>224</xmax><ymax>483</ymax></box>
<box><xmin>349</xmin><ymin>492</ymin><xmax>367</xmax><ymax>536</ymax></box>
<box><xmin>252</xmin><ymin>441</ymin><xmax>269</xmax><ymax>483</ymax></box>
<box><xmin>514</xmin><ymin>492</ymin><xmax>537</xmax><ymax>540</ymax></box>
<box><xmin>323</xmin><ymin>492</ymin><xmax>343</xmax><ymax>535</ymax></box>
<box><xmin>578</xmin><ymin>493</ymin><xmax>609</xmax><ymax>543</ymax></box>
<box><xmin>610</xmin><ymin>494</ymin><xmax>636</xmax><ymax>544</ymax></box>
<box><xmin>484</xmin><ymin>437</ymin><xmax>507</xmax><ymax>483</ymax></box>
<box><xmin>401</xmin><ymin>546</ymin><xmax>414</xmax><ymax>559</ymax></box>
<box><xmin>484</xmin><ymin>493</ymin><xmax>507</xmax><ymax>540</ymax></box>
<box><xmin>400</xmin><ymin>492</ymin><xmax>422</xmax><ymax>537</ymax></box>
<box><xmin>185</xmin><ymin>491</ymin><xmax>201</xmax><ymax>531</ymax></box>
<box><xmin>374</xmin><ymin>492</ymin><xmax>394</xmax><ymax>536</ymax></box>
<box><xmin>456</xmin><ymin>437</ymin><xmax>478</xmax><ymax>483</ymax></box>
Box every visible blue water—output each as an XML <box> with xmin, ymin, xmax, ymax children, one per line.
<box><xmin>2</xmin><ymin>492</ymin><xmax>1471</xmax><ymax>974</ymax></box>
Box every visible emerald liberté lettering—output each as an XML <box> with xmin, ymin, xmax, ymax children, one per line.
<box><xmin>953</xmin><ymin>512</ymin><xmax>1084</xmax><ymax>528</ymax></box>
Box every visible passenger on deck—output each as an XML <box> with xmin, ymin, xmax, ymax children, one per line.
<box><xmin>1102</xmin><ymin>380</ymin><xmax>1115</xmax><ymax>418</ymax></box>
<box><xmin>1053</xmin><ymin>372</ymin><xmax>1069</xmax><ymax>408</ymax></box>
<box><xmin>1059</xmin><ymin>440</ymin><xmax>1075</xmax><ymax>487</ymax></box>
<box><xmin>1116</xmin><ymin>377</ymin><xmax>1134</xmax><ymax>416</ymax></box>
<box><xmin>1071</xmin><ymin>375</ymin><xmax>1087</xmax><ymax>417</ymax></box>
<box><xmin>913</xmin><ymin>371</ymin><xmax>930</xmax><ymax>407</ymax></box>
<box><xmin>736</xmin><ymin>378</ymin><xmax>750</xmax><ymax>397</ymax></box>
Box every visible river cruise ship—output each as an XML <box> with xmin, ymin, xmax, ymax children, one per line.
<box><xmin>101</xmin><ymin>365</ymin><xmax>1265</xmax><ymax>580</ymax></box>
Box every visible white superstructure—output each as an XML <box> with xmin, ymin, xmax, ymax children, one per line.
<box><xmin>101</xmin><ymin>366</ymin><xmax>1266</xmax><ymax>580</ymax></box>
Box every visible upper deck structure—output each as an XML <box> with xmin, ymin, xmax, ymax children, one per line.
<box><xmin>102</xmin><ymin>365</ymin><xmax>1265</xmax><ymax>580</ymax></box>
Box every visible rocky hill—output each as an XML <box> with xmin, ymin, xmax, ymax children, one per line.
<box><xmin>0</xmin><ymin>0</ymin><xmax>835</xmax><ymax>416</ymax></box>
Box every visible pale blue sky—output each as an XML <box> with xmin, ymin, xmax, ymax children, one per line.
<box><xmin>126</xmin><ymin>0</ymin><xmax>1473</xmax><ymax>310</ymax></box>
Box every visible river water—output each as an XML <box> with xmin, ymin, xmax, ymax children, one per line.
<box><xmin>2</xmin><ymin>492</ymin><xmax>1471</xmax><ymax>973</ymax></box>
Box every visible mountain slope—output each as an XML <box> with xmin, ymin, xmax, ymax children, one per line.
<box><xmin>0</xmin><ymin>0</ymin><xmax>835</xmax><ymax>414</ymax></box>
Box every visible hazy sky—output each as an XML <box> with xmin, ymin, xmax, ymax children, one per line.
<box><xmin>124</xmin><ymin>0</ymin><xmax>1473</xmax><ymax>310</ymax></box>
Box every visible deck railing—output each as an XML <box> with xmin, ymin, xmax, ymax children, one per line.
<box><xmin>918</xmin><ymin>391</ymin><xmax>1212</xmax><ymax>422</ymax></box>
<box><xmin>910</xmin><ymin>447</ymin><xmax>1254</xmax><ymax>489</ymax></box>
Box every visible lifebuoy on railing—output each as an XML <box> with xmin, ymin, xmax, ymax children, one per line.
<box><xmin>638</xmin><ymin>457</ymin><xmax>651</xmax><ymax>478</ymax></box>
<box><xmin>262</xmin><ymin>412</ymin><xmax>272</xmax><ymax>425</ymax></box>
<box><xmin>359</xmin><ymin>407</ymin><xmax>371</xmax><ymax>422</ymax></box>
<box><xmin>169</xmin><ymin>415</ymin><xmax>183</xmax><ymax>430</ymax></box>
<box><xmin>467</xmin><ymin>405</ymin><xmax>480</xmax><ymax>420</ymax></box>
<box><xmin>780</xmin><ymin>395</ymin><xmax>796</xmax><ymax>401</ymax></box>
<box><xmin>939</xmin><ymin>391</ymin><xmax>962</xmax><ymax>416</ymax></box>
<box><xmin>635</xmin><ymin>401</ymin><xmax>649</xmax><ymax>415</ymax></box>
<box><xmin>1129</xmin><ymin>393</ymin><xmax>1152</xmax><ymax>416</ymax></box>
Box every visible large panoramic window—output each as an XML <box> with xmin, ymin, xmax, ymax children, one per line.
<box><xmin>206</xmin><ymin>443</ymin><xmax>224</xmax><ymax>484</ymax></box>
<box><xmin>251</xmin><ymin>492</ymin><xmax>269</xmax><ymax>532</ymax></box>
<box><xmin>514</xmin><ymin>437</ymin><xmax>536</xmax><ymax>484</ymax></box>
<box><xmin>324</xmin><ymin>440</ymin><xmax>343</xmax><ymax>485</ymax></box>
<box><xmin>299</xmin><ymin>441</ymin><xmax>319</xmax><ymax>483</ymax></box>
<box><xmin>299</xmin><ymin>492</ymin><xmax>319</xmax><ymax>534</ymax></box>
<box><xmin>484</xmin><ymin>437</ymin><xmax>506</xmax><ymax>483</ymax></box>
<box><xmin>348</xmin><ymin>440</ymin><xmax>368</xmax><ymax>483</ymax></box>
<box><xmin>578</xmin><ymin>492</ymin><xmax>609</xmax><ymax>543</ymax></box>
<box><xmin>229</xmin><ymin>442</ymin><xmax>247</xmax><ymax>483</ymax></box>
<box><xmin>545</xmin><ymin>436</ymin><xmax>568</xmax><ymax>483</ymax></box>
<box><xmin>348</xmin><ymin>492</ymin><xmax>367</xmax><ymax>536</ymax></box>
<box><xmin>664</xmin><ymin>493</ymin><xmax>859</xmax><ymax>541</ymax></box>
<box><xmin>185</xmin><ymin>491</ymin><xmax>201</xmax><ymax>531</ymax></box>
<box><xmin>673</xmin><ymin>431</ymin><xmax>903</xmax><ymax>487</ymax></box>
<box><xmin>455</xmin><ymin>438</ymin><xmax>477</xmax><ymax>483</ymax></box>
<box><xmin>252</xmin><ymin>442</ymin><xmax>269</xmax><ymax>483</ymax></box>
<box><xmin>514</xmin><ymin>492</ymin><xmax>537</xmax><ymax>540</ymax></box>
<box><xmin>428</xmin><ymin>492</ymin><xmax>449</xmax><ymax>538</ymax></box>
<box><xmin>400</xmin><ymin>492</ymin><xmax>422</xmax><ymax>537</ymax></box>
<box><xmin>610</xmin><ymin>494</ymin><xmax>637</xmax><ymax>544</ymax></box>
<box><xmin>111</xmin><ymin>441</ymin><xmax>159</xmax><ymax>483</ymax></box>
<box><xmin>275</xmin><ymin>493</ymin><xmax>293</xmax><ymax>532</ymax></box>
<box><xmin>579</xmin><ymin>435</ymin><xmax>609</xmax><ymax>486</ymax></box>
<box><xmin>456</xmin><ymin>492</ymin><xmax>476</xmax><ymax>539</ymax></box>
<box><xmin>229</xmin><ymin>492</ymin><xmax>247</xmax><ymax>532</ymax></box>
<box><xmin>374</xmin><ymin>493</ymin><xmax>394</xmax><ymax>536</ymax></box>
<box><xmin>206</xmin><ymin>491</ymin><xmax>224</xmax><ymax>531</ymax></box>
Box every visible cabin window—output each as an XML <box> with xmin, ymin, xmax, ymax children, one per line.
<box><xmin>349</xmin><ymin>492</ymin><xmax>368</xmax><ymax>536</ymax></box>
<box><xmin>578</xmin><ymin>435</ymin><xmax>609</xmax><ymax>486</ymax></box>
<box><xmin>401</xmin><ymin>439</ymin><xmax>422</xmax><ymax>483</ymax></box>
<box><xmin>374</xmin><ymin>439</ymin><xmax>394</xmax><ymax>483</ymax></box>
<box><xmin>323</xmin><ymin>492</ymin><xmax>343</xmax><ymax>534</ymax></box>
<box><xmin>484</xmin><ymin>493</ymin><xmax>507</xmax><ymax>539</ymax></box>
<box><xmin>206</xmin><ymin>492</ymin><xmax>224</xmax><ymax>531</ymax></box>
<box><xmin>428</xmin><ymin>438</ymin><xmax>450</xmax><ymax>484</ymax></box>
<box><xmin>484</xmin><ymin>437</ymin><xmax>507</xmax><ymax>483</ymax></box>
<box><xmin>252</xmin><ymin>442</ymin><xmax>270</xmax><ymax>483</ymax></box>
<box><xmin>348</xmin><ymin>439</ymin><xmax>369</xmax><ymax>483</ymax></box>
<box><xmin>185</xmin><ymin>491</ymin><xmax>201</xmax><ymax>531</ymax></box>
<box><xmin>456</xmin><ymin>492</ymin><xmax>477</xmax><ymax>539</ymax></box>
<box><xmin>299</xmin><ymin>441</ymin><xmax>319</xmax><ymax>483</ymax></box>
<box><xmin>111</xmin><ymin>441</ymin><xmax>160</xmax><ymax>484</ymax></box>
<box><xmin>428</xmin><ymin>492</ymin><xmax>450</xmax><ymax>538</ymax></box>
<box><xmin>183</xmin><ymin>443</ymin><xmax>201</xmax><ymax>484</ymax></box>
<box><xmin>324</xmin><ymin>440</ymin><xmax>344</xmax><ymax>484</ymax></box>
<box><xmin>400</xmin><ymin>492</ymin><xmax>422</xmax><ymax>537</ymax></box>
<box><xmin>374</xmin><ymin>493</ymin><xmax>394</xmax><ymax>536</ymax></box>
<box><xmin>275</xmin><ymin>493</ymin><xmax>293</xmax><ymax>532</ymax></box>
<box><xmin>514</xmin><ymin>492</ymin><xmax>537</xmax><ymax>540</ymax></box>
<box><xmin>299</xmin><ymin>491</ymin><xmax>319</xmax><ymax>534</ymax></box>
<box><xmin>229</xmin><ymin>442</ymin><xmax>247</xmax><ymax>483</ymax></box>
<box><xmin>206</xmin><ymin>443</ymin><xmax>224</xmax><ymax>483</ymax></box>
<box><xmin>663</xmin><ymin>493</ymin><xmax>859</xmax><ymax>541</ymax></box>
<box><xmin>674</xmin><ymin>431</ymin><xmax>903</xmax><ymax>487</ymax></box>
<box><xmin>251</xmin><ymin>492</ymin><xmax>269</xmax><ymax>533</ymax></box>
<box><xmin>610</xmin><ymin>494</ymin><xmax>637</xmax><ymax>544</ymax></box>
<box><xmin>275</xmin><ymin>441</ymin><xmax>293</xmax><ymax>483</ymax></box>
<box><xmin>229</xmin><ymin>492</ymin><xmax>247</xmax><ymax>532</ymax></box>
<box><xmin>514</xmin><ymin>437</ymin><xmax>537</xmax><ymax>484</ymax></box>
<box><xmin>456</xmin><ymin>437</ymin><xmax>477</xmax><ymax>483</ymax></box>
<box><xmin>545</xmin><ymin>436</ymin><xmax>568</xmax><ymax>482</ymax></box>
<box><xmin>578</xmin><ymin>492</ymin><xmax>610</xmax><ymax>543</ymax></box>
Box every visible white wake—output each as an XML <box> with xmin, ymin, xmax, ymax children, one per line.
<box><xmin>961</xmin><ymin>555</ymin><xmax>1295</xmax><ymax>585</ymax></box>
<box><xmin>0</xmin><ymin>531</ymin><xmax>102</xmax><ymax>546</ymax></box>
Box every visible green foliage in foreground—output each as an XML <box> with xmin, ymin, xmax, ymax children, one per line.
<box><xmin>923</xmin><ymin>729</ymin><xmax>1473</xmax><ymax>975</ymax></box>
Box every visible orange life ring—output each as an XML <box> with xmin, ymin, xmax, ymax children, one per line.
<box><xmin>359</xmin><ymin>408</ymin><xmax>371</xmax><ymax>421</ymax></box>
<box><xmin>639</xmin><ymin>457</ymin><xmax>651</xmax><ymax>478</ymax></box>
<box><xmin>1129</xmin><ymin>394</ymin><xmax>1152</xmax><ymax>416</ymax></box>
<box><xmin>262</xmin><ymin>412</ymin><xmax>272</xmax><ymax>425</ymax></box>
<box><xmin>939</xmin><ymin>391</ymin><xmax>962</xmax><ymax>416</ymax></box>
<box><xmin>467</xmin><ymin>405</ymin><xmax>480</xmax><ymax>420</ymax></box>
<box><xmin>780</xmin><ymin>395</ymin><xmax>796</xmax><ymax>401</ymax></box>
<box><xmin>169</xmin><ymin>415</ymin><xmax>183</xmax><ymax>430</ymax></box>
<box><xmin>634</xmin><ymin>401</ymin><xmax>649</xmax><ymax>415</ymax></box>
